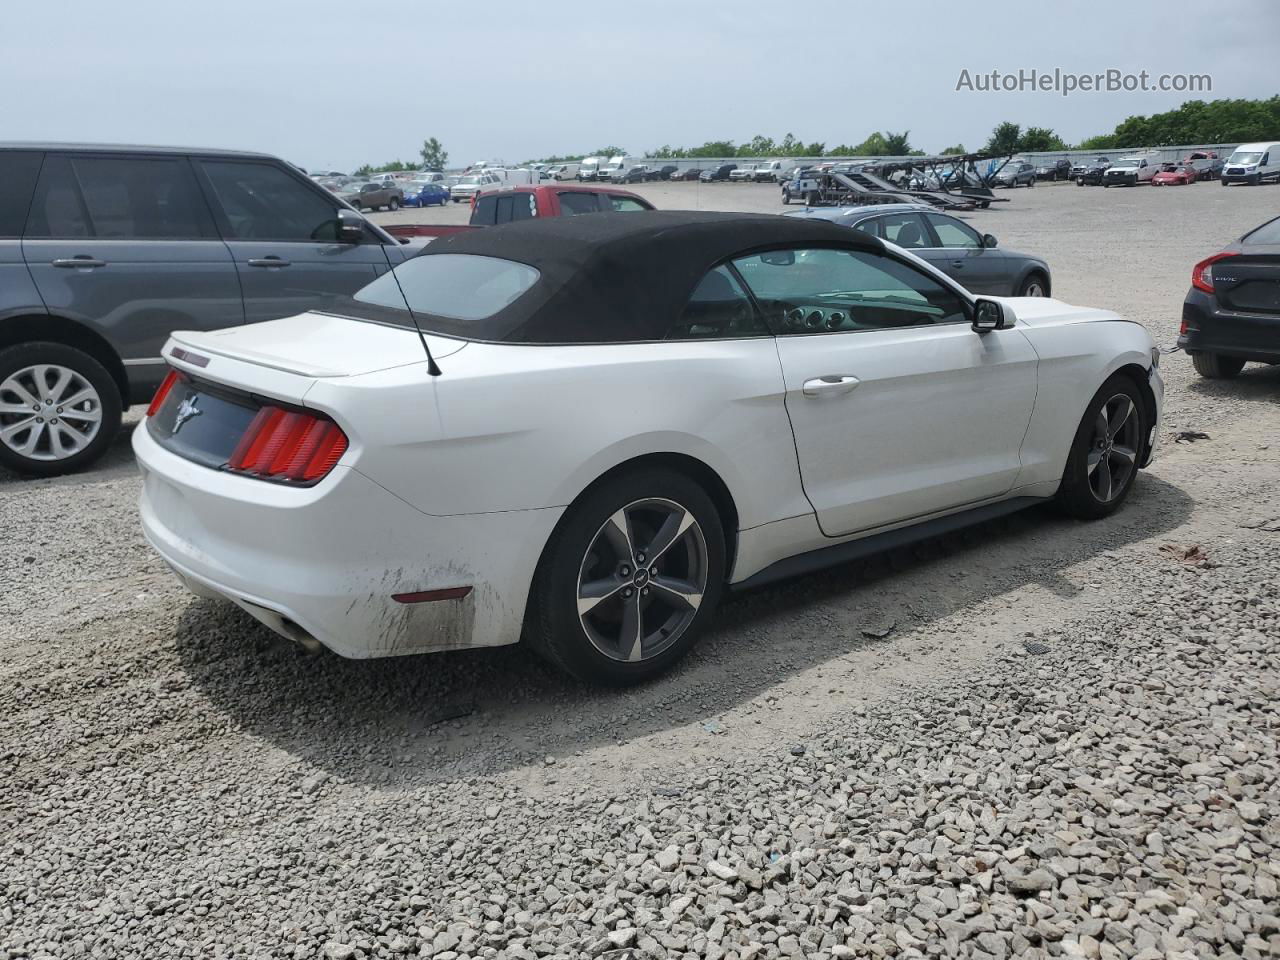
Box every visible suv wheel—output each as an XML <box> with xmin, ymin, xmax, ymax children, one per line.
<box><xmin>388</xmin><ymin>197</ymin><xmax>400</xmax><ymax>211</ymax></box>
<box><xmin>1191</xmin><ymin>352</ymin><xmax>1246</xmax><ymax>379</ymax></box>
<box><xmin>526</xmin><ymin>468</ymin><xmax>725</xmax><ymax>685</ymax></box>
<box><xmin>0</xmin><ymin>342</ymin><xmax>123</xmax><ymax>477</ymax></box>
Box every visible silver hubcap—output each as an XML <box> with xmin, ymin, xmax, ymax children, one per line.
<box><xmin>1088</xmin><ymin>394</ymin><xmax>1139</xmax><ymax>503</ymax></box>
<box><xmin>577</xmin><ymin>497</ymin><xmax>708</xmax><ymax>663</ymax></box>
<box><xmin>1025</xmin><ymin>281</ymin><xmax>1045</xmax><ymax>296</ymax></box>
<box><xmin>0</xmin><ymin>364</ymin><xmax>103</xmax><ymax>461</ymax></box>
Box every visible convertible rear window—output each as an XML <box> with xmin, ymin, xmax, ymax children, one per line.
<box><xmin>355</xmin><ymin>254</ymin><xmax>540</xmax><ymax>321</ymax></box>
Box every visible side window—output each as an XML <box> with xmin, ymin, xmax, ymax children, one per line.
<box><xmin>0</xmin><ymin>151</ymin><xmax>42</xmax><ymax>239</ymax></box>
<box><xmin>70</xmin><ymin>157</ymin><xmax>212</xmax><ymax>240</ymax></box>
<box><xmin>493</xmin><ymin>195</ymin><xmax>514</xmax><ymax>225</ymax></box>
<box><xmin>732</xmin><ymin>247</ymin><xmax>968</xmax><ymax>333</ymax></box>
<box><xmin>876</xmin><ymin>213</ymin><xmax>931</xmax><ymax>249</ymax></box>
<box><xmin>607</xmin><ymin>196</ymin><xmax>649</xmax><ymax>212</ymax></box>
<box><xmin>851</xmin><ymin>217</ymin><xmax>879</xmax><ymax>238</ymax></box>
<box><xmin>668</xmin><ymin>265</ymin><xmax>768</xmax><ymax>340</ymax></box>
<box><xmin>925</xmin><ymin>214</ymin><xmax>981</xmax><ymax>249</ymax></box>
<box><xmin>24</xmin><ymin>155</ymin><xmax>92</xmax><ymax>239</ymax></box>
<box><xmin>200</xmin><ymin>161</ymin><xmax>340</xmax><ymax>242</ymax></box>
<box><xmin>509</xmin><ymin>193</ymin><xmax>536</xmax><ymax>221</ymax></box>
<box><xmin>557</xmin><ymin>192</ymin><xmax>599</xmax><ymax>216</ymax></box>
<box><xmin>471</xmin><ymin>195</ymin><xmax>498</xmax><ymax>226</ymax></box>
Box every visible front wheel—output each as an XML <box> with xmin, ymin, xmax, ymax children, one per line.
<box><xmin>525</xmin><ymin>468</ymin><xmax>725</xmax><ymax>685</ymax></box>
<box><xmin>1018</xmin><ymin>273</ymin><xmax>1048</xmax><ymax>297</ymax></box>
<box><xmin>1055</xmin><ymin>374</ymin><xmax>1147</xmax><ymax>520</ymax></box>
<box><xmin>1191</xmin><ymin>352</ymin><xmax>1246</xmax><ymax>379</ymax></box>
<box><xmin>388</xmin><ymin>197</ymin><xmax>400</xmax><ymax>211</ymax></box>
<box><xmin>0</xmin><ymin>342</ymin><xmax>123</xmax><ymax>477</ymax></box>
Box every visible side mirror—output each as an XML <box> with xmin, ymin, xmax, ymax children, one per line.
<box><xmin>983</xmin><ymin>233</ymin><xmax>998</xmax><ymax>249</ymax></box>
<box><xmin>760</xmin><ymin>250</ymin><xmax>796</xmax><ymax>266</ymax></box>
<box><xmin>337</xmin><ymin>208</ymin><xmax>365</xmax><ymax>244</ymax></box>
<box><xmin>972</xmin><ymin>299</ymin><xmax>1008</xmax><ymax>333</ymax></box>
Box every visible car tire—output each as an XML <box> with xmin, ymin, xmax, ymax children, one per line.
<box><xmin>1054</xmin><ymin>373</ymin><xmax>1147</xmax><ymax>521</ymax></box>
<box><xmin>0</xmin><ymin>341</ymin><xmax>123</xmax><ymax>478</ymax></box>
<box><xmin>1191</xmin><ymin>352</ymin><xmax>1246</xmax><ymax>379</ymax></box>
<box><xmin>388</xmin><ymin>197</ymin><xmax>400</xmax><ymax>211</ymax></box>
<box><xmin>1018</xmin><ymin>273</ymin><xmax>1049</xmax><ymax>297</ymax></box>
<box><xmin>525</xmin><ymin>467</ymin><xmax>726</xmax><ymax>686</ymax></box>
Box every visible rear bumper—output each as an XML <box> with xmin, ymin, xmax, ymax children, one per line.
<box><xmin>133</xmin><ymin>424</ymin><xmax>561</xmax><ymax>659</ymax></box>
<box><xmin>1178</xmin><ymin>290</ymin><xmax>1280</xmax><ymax>363</ymax></box>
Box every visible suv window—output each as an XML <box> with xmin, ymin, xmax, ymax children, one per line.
<box><xmin>558</xmin><ymin>192</ymin><xmax>599</xmax><ymax>216</ymax></box>
<box><xmin>732</xmin><ymin>248</ymin><xmax>967</xmax><ymax>332</ymax></box>
<box><xmin>925</xmin><ymin>213</ymin><xmax>981</xmax><ymax>249</ymax></box>
<box><xmin>0</xmin><ymin>151</ymin><xmax>42</xmax><ymax>238</ymax></box>
<box><xmin>200</xmin><ymin>160</ymin><xmax>340</xmax><ymax>242</ymax></box>
<box><xmin>25</xmin><ymin>155</ymin><xmax>92</xmax><ymax>239</ymax></box>
<box><xmin>667</xmin><ymin>265</ymin><xmax>768</xmax><ymax>340</ymax></box>
<box><xmin>71</xmin><ymin>156</ymin><xmax>212</xmax><ymax>239</ymax></box>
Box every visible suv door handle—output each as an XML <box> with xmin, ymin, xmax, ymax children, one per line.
<box><xmin>950</xmin><ymin>260</ymin><xmax>964</xmax><ymax>268</ymax></box>
<box><xmin>802</xmin><ymin>375</ymin><xmax>860</xmax><ymax>397</ymax></box>
<box><xmin>52</xmin><ymin>257</ymin><xmax>105</xmax><ymax>269</ymax></box>
<box><xmin>247</xmin><ymin>257</ymin><xmax>291</xmax><ymax>268</ymax></box>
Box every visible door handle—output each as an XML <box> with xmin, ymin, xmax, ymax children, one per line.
<box><xmin>247</xmin><ymin>257</ymin><xmax>291</xmax><ymax>268</ymax></box>
<box><xmin>802</xmin><ymin>375</ymin><xmax>860</xmax><ymax>397</ymax></box>
<box><xmin>950</xmin><ymin>260</ymin><xmax>964</xmax><ymax>268</ymax></box>
<box><xmin>52</xmin><ymin>257</ymin><xmax>105</xmax><ymax>269</ymax></box>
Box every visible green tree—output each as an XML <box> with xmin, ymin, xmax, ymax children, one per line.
<box><xmin>419</xmin><ymin>137</ymin><xmax>448</xmax><ymax>170</ymax></box>
<box><xmin>803</xmin><ymin>141</ymin><xmax>826</xmax><ymax>156</ymax></box>
<box><xmin>882</xmin><ymin>130</ymin><xmax>913</xmax><ymax>155</ymax></box>
<box><xmin>852</xmin><ymin>132</ymin><xmax>890</xmax><ymax>155</ymax></box>
<box><xmin>1018</xmin><ymin>127</ymin><xmax>1068</xmax><ymax>152</ymax></box>
<box><xmin>983</xmin><ymin>122</ymin><xmax>1022</xmax><ymax>155</ymax></box>
<box><xmin>939</xmin><ymin>143</ymin><xmax>967</xmax><ymax>155</ymax></box>
<box><xmin>779</xmin><ymin>133</ymin><xmax>801</xmax><ymax>155</ymax></box>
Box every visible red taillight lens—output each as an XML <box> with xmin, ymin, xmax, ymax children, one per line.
<box><xmin>1191</xmin><ymin>251</ymin><xmax>1238</xmax><ymax>294</ymax></box>
<box><xmin>227</xmin><ymin>405</ymin><xmax>348</xmax><ymax>484</ymax></box>
<box><xmin>146</xmin><ymin>370</ymin><xmax>181</xmax><ymax>417</ymax></box>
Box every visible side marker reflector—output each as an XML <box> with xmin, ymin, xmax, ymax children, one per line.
<box><xmin>392</xmin><ymin>586</ymin><xmax>473</xmax><ymax>604</ymax></box>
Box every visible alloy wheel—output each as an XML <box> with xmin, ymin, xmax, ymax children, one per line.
<box><xmin>1024</xmin><ymin>279</ymin><xmax>1046</xmax><ymax>296</ymax></box>
<box><xmin>1087</xmin><ymin>394</ymin><xmax>1140</xmax><ymax>503</ymax></box>
<box><xmin>576</xmin><ymin>497</ymin><xmax>708</xmax><ymax>663</ymax></box>
<box><xmin>0</xmin><ymin>364</ymin><xmax>103</xmax><ymax>462</ymax></box>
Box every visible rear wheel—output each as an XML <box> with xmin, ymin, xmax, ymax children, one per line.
<box><xmin>1018</xmin><ymin>273</ymin><xmax>1048</xmax><ymax>297</ymax></box>
<box><xmin>1055</xmin><ymin>375</ymin><xmax>1146</xmax><ymax>520</ymax></box>
<box><xmin>0</xmin><ymin>342</ymin><xmax>122</xmax><ymax>477</ymax></box>
<box><xmin>1191</xmin><ymin>352</ymin><xmax>1246</xmax><ymax>379</ymax></box>
<box><xmin>388</xmin><ymin>197</ymin><xmax>400</xmax><ymax>211</ymax></box>
<box><xmin>526</xmin><ymin>468</ymin><xmax>725</xmax><ymax>685</ymax></box>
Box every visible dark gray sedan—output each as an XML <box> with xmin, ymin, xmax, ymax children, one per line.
<box><xmin>784</xmin><ymin>204</ymin><xmax>1051</xmax><ymax>297</ymax></box>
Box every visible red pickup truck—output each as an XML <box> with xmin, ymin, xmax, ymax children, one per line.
<box><xmin>383</xmin><ymin>184</ymin><xmax>654</xmax><ymax>241</ymax></box>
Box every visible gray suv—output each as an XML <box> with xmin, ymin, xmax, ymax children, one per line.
<box><xmin>0</xmin><ymin>143</ymin><xmax>412</xmax><ymax>476</ymax></box>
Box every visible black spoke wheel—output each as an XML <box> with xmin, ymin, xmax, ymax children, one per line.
<box><xmin>1056</xmin><ymin>374</ymin><xmax>1147</xmax><ymax>519</ymax></box>
<box><xmin>527</xmin><ymin>469</ymin><xmax>725</xmax><ymax>685</ymax></box>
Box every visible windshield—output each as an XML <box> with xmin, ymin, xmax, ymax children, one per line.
<box><xmin>458</xmin><ymin>176</ymin><xmax>482</xmax><ymax>186</ymax></box>
<box><xmin>1229</xmin><ymin>151</ymin><xmax>1263</xmax><ymax>165</ymax></box>
<box><xmin>355</xmin><ymin>254</ymin><xmax>540</xmax><ymax>324</ymax></box>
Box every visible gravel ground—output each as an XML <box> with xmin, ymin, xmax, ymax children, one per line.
<box><xmin>3</xmin><ymin>182</ymin><xmax>1279</xmax><ymax>959</ymax></box>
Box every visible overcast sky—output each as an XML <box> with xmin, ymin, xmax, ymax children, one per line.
<box><xmin>4</xmin><ymin>0</ymin><xmax>1276</xmax><ymax>170</ymax></box>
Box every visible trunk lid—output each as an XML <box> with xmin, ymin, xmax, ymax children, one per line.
<box><xmin>1213</xmin><ymin>249</ymin><xmax>1280</xmax><ymax>315</ymax></box>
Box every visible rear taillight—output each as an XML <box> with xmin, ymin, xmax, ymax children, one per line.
<box><xmin>227</xmin><ymin>405</ymin><xmax>348</xmax><ymax>484</ymax></box>
<box><xmin>147</xmin><ymin>369</ymin><xmax>181</xmax><ymax>417</ymax></box>
<box><xmin>1191</xmin><ymin>251</ymin><xmax>1238</xmax><ymax>294</ymax></box>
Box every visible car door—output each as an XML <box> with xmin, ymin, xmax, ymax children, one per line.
<box><xmin>196</xmin><ymin>159</ymin><xmax>393</xmax><ymax>324</ymax></box>
<box><xmin>921</xmin><ymin>213</ymin><xmax>1010</xmax><ymax>295</ymax></box>
<box><xmin>731</xmin><ymin>245</ymin><xmax>1038</xmax><ymax>537</ymax></box>
<box><xmin>21</xmin><ymin>152</ymin><xmax>244</xmax><ymax>390</ymax></box>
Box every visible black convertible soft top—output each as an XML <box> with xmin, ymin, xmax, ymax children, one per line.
<box><xmin>417</xmin><ymin>210</ymin><xmax>883</xmax><ymax>343</ymax></box>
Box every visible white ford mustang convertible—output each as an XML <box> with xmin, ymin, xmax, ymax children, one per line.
<box><xmin>135</xmin><ymin>212</ymin><xmax>1163</xmax><ymax>684</ymax></box>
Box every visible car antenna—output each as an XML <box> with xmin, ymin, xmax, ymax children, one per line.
<box><xmin>386</xmin><ymin>264</ymin><xmax>442</xmax><ymax>376</ymax></box>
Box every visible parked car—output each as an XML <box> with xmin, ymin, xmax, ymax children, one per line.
<box><xmin>754</xmin><ymin>160</ymin><xmax>791</xmax><ymax>182</ymax></box>
<box><xmin>699</xmin><ymin>164</ymin><xmax>737</xmax><ymax>182</ymax></box>
<box><xmin>1221</xmin><ymin>142</ymin><xmax>1280</xmax><ymax>185</ymax></box>
<box><xmin>1073</xmin><ymin>157</ymin><xmax>1111</xmax><ymax>186</ymax></box>
<box><xmin>0</xmin><ymin>142</ymin><xmax>414</xmax><ymax>476</ymax></box>
<box><xmin>1034</xmin><ymin>159</ymin><xmax>1073</xmax><ymax>181</ymax></box>
<box><xmin>338</xmin><ymin>181</ymin><xmax>405</xmax><ymax>211</ymax></box>
<box><xmin>620</xmin><ymin>165</ymin><xmax>649</xmax><ymax>184</ymax></box>
<box><xmin>545</xmin><ymin>163</ymin><xmax>578</xmax><ymax>180</ymax></box>
<box><xmin>644</xmin><ymin>165</ymin><xmax>677</xmax><ymax>182</ymax></box>
<box><xmin>470</xmin><ymin>185</ymin><xmax>653</xmax><ymax>225</ymax></box>
<box><xmin>402</xmin><ymin>181</ymin><xmax>450</xmax><ymax>207</ymax></box>
<box><xmin>785</xmin><ymin>204</ymin><xmax>1051</xmax><ymax>296</ymax></box>
<box><xmin>1103</xmin><ymin>153</ymin><xmax>1160</xmax><ymax>187</ymax></box>
<box><xmin>993</xmin><ymin>161</ymin><xmax>1036</xmax><ymax>188</ymax></box>
<box><xmin>135</xmin><ymin>211</ymin><xmax>1162</xmax><ymax>685</ymax></box>
<box><xmin>670</xmin><ymin>168</ymin><xmax>702</xmax><ymax>181</ymax></box>
<box><xmin>729</xmin><ymin>164</ymin><xmax>757</xmax><ymax>182</ymax></box>
<box><xmin>1179</xmin><ymin>151</ymin><xmax>1218</xmax><ymax>181</ymax></box>
<box><xmin>1151</xmin><ymin>164</ymin><xmax>1197</xmax><ymax>186</ymax></box>
<box><xmin>1180</xmin><ymin>214</ymin><xmax>1280</xmax><ymax>379</ymax></box>
<box><xmin>449</xmin><ymin>173</ymin><xmax>500</xmax><ymax>202</ymax></box>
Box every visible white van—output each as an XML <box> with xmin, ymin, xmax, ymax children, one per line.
<box><xmin>599</xmin><ymin>156</ymin><xmax>638</xmax><ymax>181</ymax></box>
<box><xmin>577</xmin><ymin>157</ymin><xmax>602</xmax><ymax>181</ymax></box>
<box><xmin>754</xmin><ymin>159</ymin><xmax>792</xmax><ymax>182</ymax></box>
<box><xmin>546</xmin><ymin>163</ymin><xmax>579</xmax><ymax>180</ymax></box>
<box><xmin>1221</xmin><ymin>142</ymin><xmax>1280</xmax><ymax>185</ymax></box>
<box><xmin>1102</xmin><ymin>152</ymin><xmax>1161</xmax><ymax>187</ymax></box>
